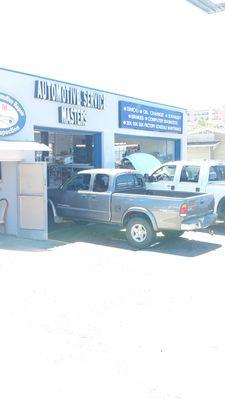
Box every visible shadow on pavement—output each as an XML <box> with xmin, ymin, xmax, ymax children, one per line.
<box><xmin>48</xmin><ymin>221</ymin><xmax>222</xmax><ymax>257</ymax></box>
<box><xmin>1</xmin><ymin>221</ymin><xmax>222</xmax><ymax>255</ymax></box>
<box><xmin>149</xmin><ymin>236</ymin><xmax>221</xmax><ymax>257</ymax></box>
<box><xmin>0</xmin><ymin>234</ymin><xmax>65</xmax><ymax>252</ymax></box>
<box><xmin>209</xmin><ymin>223</ymin><xmax>225</xmax><ymax>237</ymax></box>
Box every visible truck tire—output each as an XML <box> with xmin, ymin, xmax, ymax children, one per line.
<box><xmin>125</xmin><ymin>216</ymin><xmax>156</xmax><ymax>249</ymax></box>
<box><xmin>217</xmin><ymin>199</ymin><xmax>225</xmax><ymax>225</ymax></box>
<box><xmin>221</xmin><ymin>208</ymin><xmax>225</xmax><ymax>226</ymax></box>
<box><xmin>222</xmin><ymin>211</ymin><xmax>225</xmax><ymax>227</ymax></box>
<box><xmin>162</xmin><ymin>230</ymin><xmax>183</xmax><ymax>238</ymax></box>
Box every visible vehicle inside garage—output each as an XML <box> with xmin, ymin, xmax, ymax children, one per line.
<box><xmin>114</xmin><ymin>135</ymin><xmax>177</xmax><ymax>166</ymax></box>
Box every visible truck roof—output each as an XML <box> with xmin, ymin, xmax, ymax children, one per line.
<box><xmin>162</xmin><ymin>160</ymin><xmax>225</xmax><ymax>167</ymax></box>
<box><xmin>78</xmin><ymin>168</ymin><xmax>139</xmax><ymax>176</ymax></box>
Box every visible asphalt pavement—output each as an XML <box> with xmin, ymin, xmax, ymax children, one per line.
<box><xmin>1</xmin><ymin>224</ymin><xmax>225</xmax><ymax>400</ymax></box>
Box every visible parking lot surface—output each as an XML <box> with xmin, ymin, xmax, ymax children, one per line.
<box><xmin>1</xmin><ymin>224</ymin><xmax>225</xmax><ymax>400</ymax></box>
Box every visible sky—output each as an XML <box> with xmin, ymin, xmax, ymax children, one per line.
<box><xmin>1</xmin><ymin>0</ymin><xmax>225</xmax><ymax>110</ymax></box>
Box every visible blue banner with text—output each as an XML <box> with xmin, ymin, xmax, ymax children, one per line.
<box><xmin>119</xmin><ymin>101</ymin><xmax>183</xmax><ymax>134</ymax></box>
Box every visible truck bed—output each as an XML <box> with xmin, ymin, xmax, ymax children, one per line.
<box><xmin>111</xmin><ymin>188</ymin><xmax>215</xmax><ymax>230</ymax></box>
<box><xmin>115</xmin><ymin>188</ymin><xmax>203</xmax><ymax>198</ymax></box>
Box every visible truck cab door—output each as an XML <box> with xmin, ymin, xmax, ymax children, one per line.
<box><xmin>206</xmin><ymin>164</ymin><xmax>225</xmax><ymax>212</ymax></box>
<box><xmin>57</xmin><ymin>173</ymin><xmax>91</xmax><ymax>219</ymax></box>
<box><xmin>147</xmin><ymin>164</ymin><xmax>177</xmax><ymax>191</ymax></box>
<box><xmin>88</xmin><ymin>173</ymin><xmax>111</xmax><ymax>221</ymax></box>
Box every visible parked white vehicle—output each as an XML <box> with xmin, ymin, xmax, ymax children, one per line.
<box><xmin>147</xmin><ymin>160</ymin><xmax>225</xmax><ymax>223</ymax></box>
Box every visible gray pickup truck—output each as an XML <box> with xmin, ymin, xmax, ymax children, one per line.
<box><xmin>48</xmin><ymin>168</ymin><xmax>216</xmax><ymax>249</ymax></box>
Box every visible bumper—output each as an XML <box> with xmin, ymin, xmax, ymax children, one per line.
<box><xmin>181</xmin><ymin>213</ymin><xmax>217</xmax><ymax>231</ymax></box>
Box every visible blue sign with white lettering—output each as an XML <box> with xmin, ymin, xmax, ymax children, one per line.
<box><xmin>119</xmin><ymin>101</ymin><xmax>183</xmax><ymax>134</ymax></box>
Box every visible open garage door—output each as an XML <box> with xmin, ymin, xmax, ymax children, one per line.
<box><xmin>18</xmin><ymin>162</ymin><xmax>48</xmax><ymax>240</ymax></box>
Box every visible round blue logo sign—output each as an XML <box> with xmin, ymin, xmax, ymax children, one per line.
<box><xmin>0</xmin><ymin>93</ymin><xmax>26</xmax><ymax>137</ymax></box>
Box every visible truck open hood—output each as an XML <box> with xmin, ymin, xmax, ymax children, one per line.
<box><xmin>122</xmin><ymin>153</ymin><xmax>161</xmax><ymax>175</ymax></box>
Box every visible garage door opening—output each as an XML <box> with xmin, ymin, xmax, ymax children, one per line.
<box><xmin>114</xmin><ymin>134</ymin><xmax>181</xmax><ymax>168</ymax></box>
<box><xmin>114</xmin><ymin>135</ymin><xmax>177</xmax><ymax>167</ymax></box>
<box><xmin>34</xmin><ymin>128</ymin><xmax>102</xmax><ymax>188</ymax></box>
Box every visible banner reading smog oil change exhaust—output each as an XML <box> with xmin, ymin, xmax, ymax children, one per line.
<box><xmin>119</xmin><ymin>101</ymin><xmax>183</xmax><ymax>134</ymax></box>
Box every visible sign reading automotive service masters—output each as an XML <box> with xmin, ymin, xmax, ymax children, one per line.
<box><xmin>35</xmin><ymin>80</ymin><xmax>105</xmax><ymax>127</ymax></box>
<box><xmin>0</xmin><ymin>93</ymin><xmax>26</xmax><ymax>136</ymax></box>
<box><xmin>119</xmin><ymin>101</ymin><xmax>183</xmax><ymax>134</ymax></box>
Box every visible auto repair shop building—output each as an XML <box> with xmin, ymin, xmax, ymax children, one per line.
<box><xmin>0</xmin><ymin>67</ymin><xmax>187</xmax><ymax>239</ymax></box>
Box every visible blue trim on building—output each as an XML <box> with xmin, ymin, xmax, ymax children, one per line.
<box><xmin>175</xmin><ymin>140</ymin><xmax>181</xmax><ymax>160</ymax></box>
<box><xmin>34</xmin><ymin>125</ymin><xmax>98</xmax><ymax>136</ymax></box>
<box><xmin>0</xmin><ymin>66</ymin><xmax>186</xmax><ymax>112</ymax></box>
<box><xmin>115</xmin><ymin>133</ymin><xmax>181</xmax><ymax>141</ymax></box>
<box><xmin>93</xmin><ymin>133</ymin><xmax>102</xmax><ymax>168</ymax></box>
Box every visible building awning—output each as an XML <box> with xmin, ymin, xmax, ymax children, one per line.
<box><xmin>188</xmin><ymin>141</ymin><xmax>220</xmax><ymax>148</ymax></box>
<box><xmin>0</xmin><ymin>141</ymin><xmax>51</xmax><ymax>152</ymax></box>
<box><xmin>0</xmin><ymin>141</ymin><xmax>51</xmax><ymax>161</ymax></box>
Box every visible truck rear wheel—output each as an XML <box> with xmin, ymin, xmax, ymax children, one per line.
<box><xmin>162</xmin><ymin>230</ymin><xmax>183</xmax><ymax>238</ymax></box>
<box><xmin>125</xmin><ymin>216</ymin><xmax>156</xmax><ymax>249</ymax></box>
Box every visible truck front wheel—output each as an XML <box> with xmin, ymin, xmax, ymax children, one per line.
<box><xmin>125</xmin><ymin>216</ymin><xmax>156</xmax><ymax>249</ymax></box>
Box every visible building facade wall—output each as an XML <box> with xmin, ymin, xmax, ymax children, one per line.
<box><xmin>187</xmin><ymin>146</ymin><xmax>210</xmax><ymax>160</ymax></box>
<box><xmin>213</xmin><ymin>134</ymin><xmax>225</xmax><ymax>160</ymax></box>
<box><xmin>0</xmin><ymin>162</ymin><xmax>18</xmax><ymax>235</ymax></box>
<box><xmin>187</xmin><ymin>132</ymin><xmax>225</xmax><ymax>161</ymax></box>
<box><xmin>0</xmin><ymin>68</ymin><xmax>187</xmax><ymax>166</ymax></box>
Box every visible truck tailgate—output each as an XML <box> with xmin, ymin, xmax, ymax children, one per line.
<box><xmin>186</xmin><ymin>193</ymin><xmax>214</xmax><ymax>218</ymax></box>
